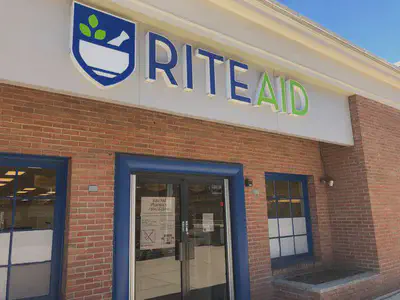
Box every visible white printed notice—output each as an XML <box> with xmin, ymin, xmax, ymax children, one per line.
<box><xmin>140</xmin><ymin>197</ymin><xmax>175</xmax><ymax>250</ymax></box>
<box><xmin>202</xmin><ymin>213</ymin><xmax>214</xmax><ymax>233</ymax></box>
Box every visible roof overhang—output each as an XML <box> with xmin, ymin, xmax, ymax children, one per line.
<box><xmin>209</xmin><ymin>0</ymin><xmax>400</xmax><ymax>89</ymax></box>
<box><xmin>84</xmin><ymin>0</ymin><xmax>399</xmax><ymax>108</ymax></box>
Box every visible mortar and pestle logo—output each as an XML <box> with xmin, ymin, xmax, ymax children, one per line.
<box><xmin>71</xmin><ymin>2</ymin><xmax>136</xmax><ymax>88</ymax></box>
<box><xmin>78</xmin><ymin>14</ymin><xmax>130</xmax><ymax>78</ymax></box>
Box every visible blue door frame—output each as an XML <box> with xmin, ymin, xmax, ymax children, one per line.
<box><xmin>0</xmin><ymin>153</ymin><xmax>69</xmax><ymax>300</ymax></box>
<box><xmin>114</xmin><ymin>154</ymin><xmax>251</xmax><ymax>300</ymax></box>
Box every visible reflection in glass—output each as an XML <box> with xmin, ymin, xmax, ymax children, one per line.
<box><xmin>291</xmin><ymin>199</ymin><xmax>304</xmax><ymax>217</ymax></box>
<box><xmin>277</xmin><ymin>199</ymin><xmax>291</xmax><ymax>218</ymax></box>
<box><xmin>0</xmin><ymin>200</ymin><xmax>12</xmax><ymax>233</ymax></box>
<box><xmin>267</xmin><ymin>199</ymin><xmax>277</xmax><ymax>218</ymax></box>
<box><xmin>0</xmin><ymin>167</ymin><xmax>15</xmax><ymax>271</ymax></box>
<box><xmin>135</xmin><ymin>180</ymin><xmax>181</xmax><ymax>300</ymax></box>
<box><xmin>266</xmin><ymin>180</ymin><xmax>274</xmax><ymax>197</ymax></box>
<box><xmin>275</xmin><ymin>181</ymin><xmax>289</xmax><ymax>198</ymax></box>
<box><xmin>15</xmin><ymin>168</ymin><xmax>56</xmax><ymax>230</ymax></box>
<box><xmin>0</xmin><ymin>167</ymin><xmax>15</xmax><ymax>232</ymax></box>
<box><xmin>291</xmin><ymin>181</ymin><xmax>303</xmax><ymax>198</ymax></box>
<box><xmin>188</xmin><ymin>182</ymin><xmax>228</xmax><ymax>300</ymax></box>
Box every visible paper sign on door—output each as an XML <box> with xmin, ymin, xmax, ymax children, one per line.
<box><xmin>140</xmin><ymin>197</ymin><xmax>175</xmax><ymax>250</ymax></box>
<box><xmin>202</xmin><ymin>213</ymin><xmax>214</xmax><ymax>233</ymax></box>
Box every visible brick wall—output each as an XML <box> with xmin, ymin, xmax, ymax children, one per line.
<box><xmin>0</xmin><ymin>83</ymin><xmax>332</xmax><ymax>299</ymax></box>
<box><xmin>321</xmin><ymin>96</ymin><xmax>379</xmax><ymax>270</ymax></box>
<box><xmin>321</xmin><ymin>95</ymin><xmax>400</xmax><ymax>298</ymax></box>
<box><xmin>352</xmin><ymin>96</ymin><xmax>400</xmax><ymax>276</ymax></box>
<box><xmin>349</xmin><ymin>95</ymin><xmax>400</xmax><ymax>295</ymax></box>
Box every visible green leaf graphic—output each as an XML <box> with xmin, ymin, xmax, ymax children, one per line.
<box><xmin>79</xmin><ymin>23</ymin><xmax>91</xmax><ymax>37</ymax></box>
<box><xmin>88</xmin><ymin>14</ymin><xmax>99</xmax><ymax>28</ymax></box>
<box><xmin>95</xmin><ymin>29</ymin><xmax>106</xmax><ymax>40</ymax></box>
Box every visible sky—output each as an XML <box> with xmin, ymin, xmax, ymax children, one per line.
<box><xmin>275</xmin><ymin>0</ymin><xmax>400</xmax><ymax>64</ymax></box>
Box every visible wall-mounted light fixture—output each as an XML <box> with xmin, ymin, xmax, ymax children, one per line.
<box><xmin>320</xmin><ymin>176</ymin><xmax>334</xmax><ymax>187</ymax></box>
<box><xmin>245</xmin><ymin>178</ymin><xmax>253</xmax><ymax>187</ymax></box>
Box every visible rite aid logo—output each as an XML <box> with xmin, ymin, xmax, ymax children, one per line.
<box><xmin>70</xmin><ymin>2</ymin><xmax>309</xmax><ymax>116</ymax></box>
<box><xmin>70</xmin><ymin>2</ymin><xmax>136</xmax><ymax>88</ymax></box>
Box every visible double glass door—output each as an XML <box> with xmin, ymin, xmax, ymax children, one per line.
<box><xmin>133</xmin><ymin>174</ymin><xmax>234</xmax><ymax>300</ymax></box>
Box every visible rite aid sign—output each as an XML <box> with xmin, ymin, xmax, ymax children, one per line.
<box><xmin>71</xmin><ymin>1</ymin><xmax>308</xmax><ymax>116</ymax></box>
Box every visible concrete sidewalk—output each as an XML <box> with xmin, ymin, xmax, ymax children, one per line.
<box><xmin>376</xmin><ymin>291</ymin><xmax>400</xmax><ymax>300</ymax></box>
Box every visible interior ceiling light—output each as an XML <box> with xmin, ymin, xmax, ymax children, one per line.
<box><xmin>0</xmin><ymin>184</ymin><xmax>6</xmax><ymax>187</ymax></box>
<box><xmin>17</xmin><ymin>191</ymin><xmax>28</xmax><ymax>194</ymax></box>
<box><xmin>47</xmin><ymin>191</ymin><xmax>56</xmax><ymax>194</ymax></box>
<box><xmin>39</xmin><ymin>193</ymin><xmax>48</xmax><ymax>196</ymax></box>
<box><xmin>5</xmin><ymin>171</ymin><xmax>25</xmax><ymax>176</ymax></box>
<box><xmin>189</xmin><ymin>184</ymin><xmax>206</xmax><ymax>193</ymax></box>
<box><xmin>144</xmin><ymin>184</ymin><xmax>167</xmax><ymax>192</ymax></box>
<box><xmin>23</xmin><ymin>188</ymin><xmax>36</xmax><ymax>191</ymax></box>
<box><xmin>0</xmin><ymin>178</ymin><xmax>14</xmax><ymax>182</ymax></box>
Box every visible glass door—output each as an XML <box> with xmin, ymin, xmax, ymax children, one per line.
<box><xmin>186</xmin><ymin>179</ymin><xmax>229</xmax><ymax>300</ymax></box>
<box><xmin>133</xmin><ymin>175</ymin><xmax>233</xmax><ymax>300</ymax></box>
<box><xmin>134</xmin><ymin>177</ymin><xmax>182</xmax><ymax>300</ymax></box>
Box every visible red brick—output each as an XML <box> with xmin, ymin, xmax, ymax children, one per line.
<box><xmin>0</xmin><ymin>83</ymin><xmax>371</xmax><ymax>300</ymax></box>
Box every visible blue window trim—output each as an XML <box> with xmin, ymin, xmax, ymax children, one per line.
<box><xmin>265</xmin><ymin>172</ymin><xmax>314</xmax><ymax>269</ymax></box>
<box><xmin>0</xmin><ymin>152</ymin><xmax>68</xmax><ymax>300</ymax></box>
<box><xmin>114</xmin><ymin>154</ymin><xmax>251</xmax><ymax>300</ymax></box>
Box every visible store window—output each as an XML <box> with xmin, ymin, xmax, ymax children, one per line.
<box><xmin>265</xmin><ymin>173</ymin><xmax>312</xmax><ymax>268</ymax></box>
<box><xmin>0</xmin><ymin>154</ymin><xmax>68</xmax><ymax>300</ymax></box>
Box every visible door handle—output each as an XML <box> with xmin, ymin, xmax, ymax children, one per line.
<box><xmin>188</xmin><ymin>241</ymin><xmax>195</xmax><ymax>260</ymax></box>
<box><xmin>175</xmin><ymin>241</ymin><xmax>185</xmax><ymax>261</ymax></box>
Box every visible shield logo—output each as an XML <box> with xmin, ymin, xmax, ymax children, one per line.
<box><xmin>71</xmin><ymin>1</ymin><xmax>136</xmax><ymax>88</ymax></box>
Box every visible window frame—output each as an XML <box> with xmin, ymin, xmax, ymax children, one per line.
<box><xmin>265</xmin><ymin>172</ymin><xmax>314</xmax><ymax>269</ymax></box>
<box><xmin>0</xmin><ymin>152</ymin><xmax>68</xmax><ymax>299</ymax></box>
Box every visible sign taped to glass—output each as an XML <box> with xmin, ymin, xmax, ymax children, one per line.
<box><xmin>140</xmin><ymin>197</ymin><xmax>175</xmax><ymax>250</ymax></box>
<box><xmin>202</xmin><ymin>213</ymin><xmax>214</xmax><ymax>233</ymax></box>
